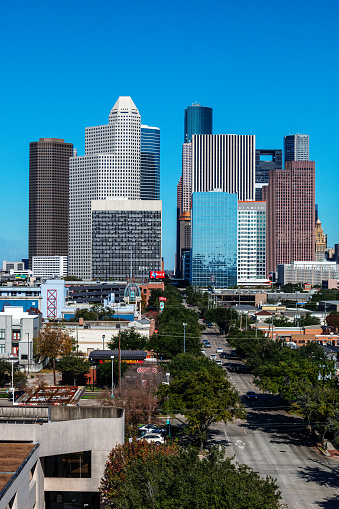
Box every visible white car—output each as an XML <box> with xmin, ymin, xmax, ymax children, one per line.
<box><xmin>215</xmin><ymin>359</ymin><xmax>223</xmax><ymax>366</ymax></box>
<box><xmin>137</xmin><ymin>433</ymin><xmax>165</xmax><ymax>445</ymax></box>
<box><xmin>210</xmin><ymin>353</ymin><xmax>216</xmax><ymax>360</ymax></box>
<box><xmin>216</xmin><ymin>347</ymin><xmax>223</xmax><ymax>354</ymax></box>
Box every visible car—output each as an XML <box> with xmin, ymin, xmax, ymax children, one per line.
<box><xmin>137</xmin><ymin>433</ymin><xmax>165</xmax><ymax>445</ymax></box>
<box><xmin>204</xmin><ymin>342</ymin><xmax>211</xmax><ymax>348</ymax></box>
<box><xmin>215</xmin><ymin>360</ymin><xmax>223</xmax><ymax>366</ymax></box>
<box><xmin>207</xmin><ymin>323</ymin><xmax>213</xmax><ymax>328</ymax></box>
<box><xmin>210</xmin><ymin>353</ymin><xmax>216</xmax><ymax>360</ymax></box>
<box><xmin>227</xmin><ymin>363</ymin><xmax>239</xmax><ymax>372</ymax></box>
<box><xmin>202</xmin><ymin>339</ymin><xmax>209</xmax><ymax>345</ymax></box>
<box><xmin>246</xmin><ymin>391</ymin><xmax>257</xmax><ymax>400</ymax></box>
<box><xmin>219</xmin><ymin>352</ymin><xmax>227</xmax><ymax>359</ymax></box>
<box><xmin>216</xmin><ymin>347</ymin><xmax>223</xmax><ymax>354</ymax></box>
<box><xmin>138</xmin><ymin>424</ymin><xmax>166</xmax><ymax>435</ymax></box>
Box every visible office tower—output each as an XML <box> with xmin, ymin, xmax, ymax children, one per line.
<box><xmin>264</xmin><ymin>161</ymin><xmax>315</xmax><ymax>275</ymax></box>
<box><xmin>315</xmin><ymin>219</ymin><xmax>327</xmax><ymax>261</ymax></box>
<box><xmin>191</xmin><ymin>135</ymin><xmax>256</xmax><ymax>200</ymax></box>
<box><xmin>255</xmin><ymin>149</ymin><xmax>282</xmax><ymax>201</ymax></box>
<box><xmin>69</xmin><ymin>97</ymin><xmax>160</xmax><ymax>280</ymax></box>
<box><xmin>181</xmin><ymin>143</ymin><xmax>192</xmax><ymax>213</ymax></box>
<box><xmin>238</xmin><ymin>202</ymin><xmax>266</xmax><ymax>283</ymax></box>
<box><xmin>191</xmin><ymin>191</ymin><xmax>237</xmax><ymax>288</ymax></box>
<box><xmin>91</xmin><ymin>199</ymin><xmax>162</xmax><ymax>280</ymax></box>
<box><xmin>184</xmin><ymin>104</ymin><xmax>212</xmax><ymax>143</ymax></box>
<box><xmin>141</xmin><ymin>125</ymin><xmax>160</xmax><ymax>200</ymax></box>
<box><xmin>29</xmin><ymin>138</ymin><xmax>73</xmax><ymax>268</ymax></box>
<box><xmin>175</xmin><ymin>177</ymin><xmax>183</xmax><ymax>276</ymax></box>
<box><xmin>284</xmin><ymin>134</ymin><xmax>309</xmax><ymax>162</ymax></box>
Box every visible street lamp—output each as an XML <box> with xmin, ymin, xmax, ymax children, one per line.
<box><xmin>25</xmin><ymin>332</ymin><xmax>30</xmax><ymax>378</ymax></box>
<box><xmin>102</xmin><ymin>335</ymin><xmax>105</xmax><ymax>350</ymax></box>
<box><xmin>111</xmin><ymin>356</ymin><xmax>114</xmax><ymax>398</ymax></box>
<box><xmin>183</xmin><ymin>323</ymin><xmax>187</xmax><ymax>353</ymax></box>
<box><xmin>9</xmin><ymin>357</ymin><xmax>18</xmax><ymax>405</ymax></box>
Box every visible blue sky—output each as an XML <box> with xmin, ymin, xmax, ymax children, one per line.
<box><xmin>1</xmin><ymin>0</ymin><xmax>338</xmax><ymax>269</ymax></box>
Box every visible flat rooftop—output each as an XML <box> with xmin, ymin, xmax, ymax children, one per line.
<box><xmin>0</xmin><ymin>442</ymin><xmax>36</xmax><ymax>492</ymax></box>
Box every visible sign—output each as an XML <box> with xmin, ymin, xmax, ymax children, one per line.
<box><xmin>159</xmin><ymin>297</ymin><xmax>167</xmax><ymax>302</ymax></box>
<box><xmin>304</xmin><ymin>283</ymin><xmax>312</xmax><ymax>291</ymax></box>
<box><xmin>150</xmin><ymin>271</ymin><xmax>165</xmax><ymax>279</ymax></box>
<box><xmin>137</xmin><ymin>367</ymin><xmax>157</xmax><ymax>374</ymax></box>
<box><xmin>159</xmin><ymin>302</ymin><xmax>165</xmax><ymax>310</ymax></box>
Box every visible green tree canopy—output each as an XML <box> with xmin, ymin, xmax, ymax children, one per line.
<box><xmin>56</xmin><ymin>356</ymin><xmax>90</xmax><ymax>385</ymax></box>
<box><xmin>100</xmin><ymin>442</ymin><xmax>283</xmax><ymax>509</ymax></box>
<box><xmin>107</xmin><ymin>329</ymin><xmax>148</xmax><ymax>351</ymax></box>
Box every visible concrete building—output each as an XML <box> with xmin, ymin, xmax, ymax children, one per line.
<box><xmin>277</xmin><ymin>261</ymin><xmax>339</xmax><ymax>286</ymax></box>
<box><xmin>191</xmin><ymin>191</ymin><xmax>237</xmax><ymax>289</ymax></box>
<box><xmin>284</xmin><ymin>134</ymin><xmax>309</xmax><ymax>162</ymax></box>
<box><xmin>40</xmin><ymin>279</ymin><xmax>67</xmax><ymax>319</ymax></box>
<box><xmin>264</xmin><ymin>161</ymin><xmax>315</xmax><ymax>274</ymax></box>
<box><xmin>32</xmin><ymin>256</ymin><xmax>68</xmax><ymax>279</ymax></box>
<box><xmin>91</xmin><ymin>199</ymin><xmax>162</xmax><ymax>280</ymax></box>
<box><xmin>2</xmin><ymin>261</ymin><xmax>25</xmax><ymax>272</ymax></box>
<box><xmin>237</xmin><ymin>201</ymin><xmax>267</xmax><ymax>284</ymax></box>
<box><xmin>191</xmin><ymin>134</ymin><xmax>255</xmax><ymax>201</ymax></box>
<box><xmin>315</xmin><ymin>218</ymin><xmax>327</xmax><ymax>261</ymax></box>
<box><xmin>0</xmin><ymin>306</ymin><xmax>40</xmax><ymax>366</ymax></box>
<box><xmin>0</xmin><ymin>405</ymin><xmax>124</xmax><ymax>508</ymax></box>
<box><xmin>140</xmin><ymin>125</ymin><xmax>160</xmax><ymax>200</ymax></box>
<box><xmin>29</xmin><ymin>138</ymin><xmax>73</xmax><ymax>268</ymax></box>
<box><xmin>255</xmin><ymin>149</ymin><xmax>282</xmax><ymax>200</ymax></box>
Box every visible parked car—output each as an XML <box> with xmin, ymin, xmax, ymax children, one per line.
<box><xmin>207</xmin><ymin>323</ymin><xmax>213</xmax><ymax>328</ymax></box>
<box><xmin>246</xmin><ymin>391</ymin><xmax>257</xmax><ymax>400</ymax></box>
<box><xmin>215</xmin><ymin>360</ymin><xmax>223</xmax><ymax>366</ymax></box>
<box><xmin>204</xmin><ymin>342</ymin><xmax>211</xmax><ymax>348</ymax></box>
<box><xmin>210</xmin><ymin>353</ymin><xmax>216</xmax><ymax>360</ymax></box>
<box><xmin>138</xmin><ymin>424</ymin><xmax>166</xmax><ymax>435</ymax></box>
<box><xmin>227</xmin><ymin>363</ymin><xmax>239</xmax><ymax>372</ymax></box>
<box><xmin>216</xmin><ymin>347</ymin><xmax>223</xmax><ymax>354</ymax></box>
<box><xmin>219</xmin><ymin>352</ymin><xmax>227</xmax><ymax>359</ymax></box>
<box><xmin>137</xmin><ymin>433</ymin><xmax>165</xmax><ymax>445</ymax></box>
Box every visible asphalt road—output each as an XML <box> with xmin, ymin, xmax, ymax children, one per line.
<box><xmin>202</xmin><ymin>327</ymin><xmax>339</xmax><ymax>509</ymax></box>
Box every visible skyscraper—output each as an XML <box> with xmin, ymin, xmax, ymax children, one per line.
<box><xmin>238</xmin><ymin>201</ymin><xmax>266</xmax><ymax>283</ymax></box>
<box><xmin>184</xmin><ymin>104</ymin><xmax>212</xmax><ymax>143</ymax></box>
<box><xmin>191</xmin><ymin>191</ymin><xmax>237</xmax><ymax>288</ymax></box>
<box><xmin>141</xmin><ymin>125</ymin><xmax>160</xmax><ymax>200</ymax></box>
<box><xmin>264</xmin><ymin>161</ymin><xmax>315</xmax><ymax>274</ymax></box>
<box><xmin>69</xmin><ymin>97</ymin><xmax>160</xmax><ymax>280</ymax></box>
<box><xmin>191</xmin><ymin>134</ymin><xmax>255</xmax><ymax>201</ymax></box>
<box><xmin>255</xmin><ymin>149</ymin><xmax>282</xmax><ymax>200</ymax></box>
<box><xmin>29</xmin><ymin>138</ymin><xmax>73</xmax><ymax>268</ymax></box>
<box><xmin>315</xmin><ymin>219</ymin><xmax>327</xmax><ymax>262</ymax></box>
<box><xmin>284</xmin><ymin>134</ymin><xmax>309</xmax><ymax>162</ymax></box>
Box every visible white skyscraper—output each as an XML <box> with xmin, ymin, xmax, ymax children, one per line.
<box><xmin>69</xmin><ymin>97</ymin><xmax>141</xmax><ymax>279</ymax></box>
<box><xmin>284</xmin><ymin>134</ymin><xmax>309</xmax><ymax>162</ymax></box>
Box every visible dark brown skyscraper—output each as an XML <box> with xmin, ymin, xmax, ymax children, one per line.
<box><xmin>264</xmin><ymin>161</ymin><xmax>315</xmax><ymax>275</ymax></box>
<box><xmin>29</xmin><ymin>138</ymin><xmax>73</xmax><ymax>266</ymax></box>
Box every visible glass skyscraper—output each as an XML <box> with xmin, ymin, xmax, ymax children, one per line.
<box><xmin>184</xmin><ymin>104</ymin><xmax>212</xmax><ymax>143</ymax></box>
<box><xmin>141</xmin><ymin>125</ymin><xmax>160</xmax><ymax>200</ymax></box>
<box><xmin>191</xmin><ymin>191</ymin><xmax>237</xmax><ymax>288</ymax></box>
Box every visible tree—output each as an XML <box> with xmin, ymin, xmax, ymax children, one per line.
<box><xmin>96</xmin><ymin>359</ymin><xmax>129</xmax><ymax>388</ymax></box>
<box><xmin>100</xmin><ymin>442</ymin><xmax>283</xmax><ymax>509</ymax></box>
<box><xmin>33</xmin><ymin>324</ymin><xmax>74</xmax><ymax>384</ymax></box>
<box><xmin>56</xmin><ymin>356</ymin><xmax>90</xmax><ymax>385</ymax></box>
<box><xmin>326</xmin><ymin>311</ymin><xmax>339</xmax><ymax>332</ymax></box>
<box><xmin>107</xmin><ymin>329</ymin><xmax>148</xmax><ymax>351</ymax></box>
<box><xmin>158</xmin><ymin>359</ymin><xmax>243</xmax><ymax>449</ymax></box>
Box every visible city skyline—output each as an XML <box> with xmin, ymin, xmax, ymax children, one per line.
<box><xmin>1</xmin><ymin>0</ymin><xmax>338</xmax><ymax>269</ymax></box>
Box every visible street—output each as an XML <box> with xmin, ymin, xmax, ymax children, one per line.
<box><xmin>202</xmin><ymin>327</ymin><xmax>339</xmax><ymax>509</ymax></box>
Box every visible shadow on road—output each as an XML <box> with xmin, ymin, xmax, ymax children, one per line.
<box><xmin>315</xmin><ymin>494</ymin><xmax>339</xmax><ymax>509</ymax></box>
<box><xmin>297</xmin><ymin>460</ymin><xmax>339</xmax><ymax>488</ymax></box>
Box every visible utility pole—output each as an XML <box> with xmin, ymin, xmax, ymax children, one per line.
<box><xmin>118</xmin><ymin>327</ymin><xmax>121</xmax><ymax>396</ymax></box>
<box><xmin>183</xmin><ymin>323</ymin><xmax>187</xmax><ymax>353</ymax></box>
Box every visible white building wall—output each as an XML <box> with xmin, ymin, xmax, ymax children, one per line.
<box><xmin>238</xmin><ymin>202</ymin><xmax>266</xmax><ymax>282</ymax></box>
<box><xmin>40</xmin><ymin>280</ymin><xmax>67</xmax><ymax>319</ymax></box>
<box><xmin>32</xmin><ymin>256</ymin><xmax>68</xmax><ymax>278</ymax></box>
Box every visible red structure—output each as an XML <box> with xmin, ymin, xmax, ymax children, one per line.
<box><xmin>264</xmin><ymin>161</ymin><xmax>315</xmax><ymax>275</ymax></box>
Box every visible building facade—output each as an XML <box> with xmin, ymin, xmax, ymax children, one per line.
<box><xmin>191</xmin><ymin>134</ymin><xmax>255</xmax><ymax>201</ymax></box>
<box><xmin>32</xmin><ymin>256</ymin><xmax>68</xmax><ymax>279</ymax></box>
<box><xmin>277</xmin><ymin>261</ymin><xmax>339</xmax><ymax>286</ymax></box>
<box><xmin>264</xmin><ymin>161</ymin><xmax>315</xmax><ymax>274</ymax></box>
<box><xmin>91</xmin><ymin>199</ymin><xmax>162</xmax><ymax>280</ymax></box>
<box><xmin>191</xmin><ymin>191</ymin><xmax>237</xmax><ymax>288</ymax></box>
<box><xmin>237</xmin><ymin>201</ymin><xmax>266</xmax><ymax>283</ymax></box>
<box><xmin>141</xmin><ymin>125</ymin><xmax>160</xmax><ymax>200</ymax></box>
<box><xmin>255</xmin><ymin>149</ymin><xmax>282</xmax><ymax>200</ymax></box>
<box><xmin>284</xmin><ymin>134</ymin><xmax>309</xmax><ymax>162</ymax></box>
<box><xmin>184</xmin><ymin>104</ymin><xmax>212</xmax><ymax>143</ymax></box>
<box><xmin>29</xmin><ymin>138</ymin><xmax>73</xmax><ymax>268</ymax></box>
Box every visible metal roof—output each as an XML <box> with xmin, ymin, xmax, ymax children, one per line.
<box><xmin>89</xmin><ymin>349</ymin><xmax>147</xmax><ymax>361</ymax></box>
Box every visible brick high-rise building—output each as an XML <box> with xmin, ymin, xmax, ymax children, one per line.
<box><xmin>264</xmin><ymin>161</ymin><xmax>315</xmax><ymax>275</ymax></box>
<box><xmin>29</xmin><ymin>138</ymin><xmax>73</xmax><ymax>268</ymax></box>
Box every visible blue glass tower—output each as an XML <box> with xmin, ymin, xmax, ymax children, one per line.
<box><xmin>141</xmin><ymin>125</ymin><xmax>160</xmax><ymax>200</ymax></box>
<box><xmin>191</xmin><ymin>191</ymin><xmax>237</xmax><ymax>288</ymax></box>
<box><xmin>184</xmin><ymin>104</ymin><xmax>212</xmax><ymax>143</ymax></box>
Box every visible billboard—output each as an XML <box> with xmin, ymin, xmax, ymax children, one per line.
<box><xmin>150</xmin><ymin>271</ymin><xmax>165</xmax><ymax>279</ymax></box>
